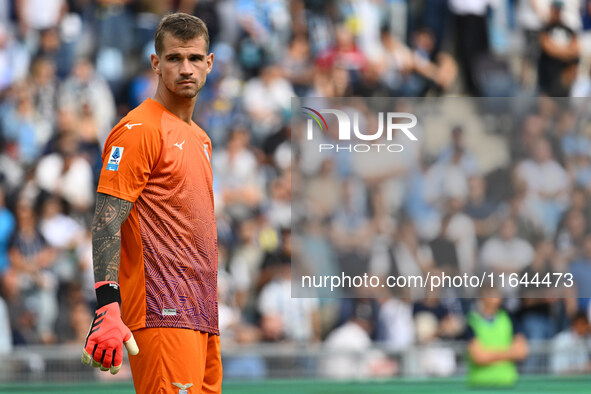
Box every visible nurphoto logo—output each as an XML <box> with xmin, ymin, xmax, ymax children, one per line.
<box><xmin>302</xmin><ymin>106</ymin><xmax>418</xmax><ymax>153</ymax></box>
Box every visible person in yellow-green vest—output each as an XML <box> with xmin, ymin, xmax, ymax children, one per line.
<box><xmin>465</xmin><ymin>290</ymin><xmax>529</xmax><ymax>387</ymax></box>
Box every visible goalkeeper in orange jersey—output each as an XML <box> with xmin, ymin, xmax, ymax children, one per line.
<box><xmin>81</xmin><ymin>13</ymin><xmax>222</xmax><ymax>393</ymax></box>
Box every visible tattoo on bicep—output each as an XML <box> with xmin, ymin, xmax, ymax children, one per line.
<box><xmin>92</xmin><ymin>193</ymin><xmax>133</xmax><ymax>282</ymax></box>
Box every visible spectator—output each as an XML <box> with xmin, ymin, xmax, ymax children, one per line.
<box><xmin>436</xmin><ymin>126</ymin><xmax>480</xmax><ymax>177</ymax></box>
<box><xmin>218</xmin><ymin>257</ymin><xmax>266</xmax><ymax>379</ymax></box>
<box><xmin>377</xmin><ymin>27</ymin><xmax>413</xmax><ymax>94</ymax></box>
<box><xmin>569</xmin><ymin>148</ymin><xmax>591</xmax><ymax>192</ymax></box>
<box><xmin>315</xmin><ymin>24</ymin><xmax>367</xmax><ymax>81</ymax></box>
<box><xmin>0</xmin><ymin>185</ymin><xmax>15</xmax><ymax>274</ymax></box>
<box><xmin>343</xmin><ymin>0</ymin><xmax>384</xmax><ymax>63</ymax></box>
<box><xmin>555</xmin><ymin>209</ymin><xmax>587</xmax><ymax>262</ymax></box>
<box><xmin>403</xmin><ymin>163</ymin><xmax>441</xmax><ymax>240</ymax></box>
<box><xmin>399</xmin><ymin>27</ymin><xmax>457</xmax><ymax>97</ymax></box>
<box><xmin>58</xmin><ymin>57</ymin><xmax>116</xmax><ymax>143</ymax></box>
<box><xmin>281</xmin><ymin>34</ymin><xmax>314</xmax><ymax>97</ymax></box>
<box><xmin>62</xmin><ymin>300</ymin><xmax>92</xmax><ymax>345</ymax></box>
<box><xmin>213</xmin><ymin>127</ymin><xmax>264</xmax><ymax>219</ymax></box>
<box><xmin>480</xmin><ymin>216</ymin><xmax>535</xmax><ymax>292</ymax></box>
<box><xmin>519</xmin><ymin>238</ymin><xmax>563</xmax><ymax>373</ymax></box>
<box><xmin>29</xmin><ymin>56</ymin><xmax>58</xmax><ymax>126</ymax></box>
<box><xmin>0</xmin><ymin>289</ymin><xmax>11</xmax><ymax>354</ymax></box>
<box><xmin>75</xmin><ymin>230</ymin><xmax>94</xmax><ymax>308</ymax></box>
<box><xmin>551</xmin><ymin>0</ymin><xmax>583</xmax><ymax>31</ymax></box>
<box><xmin>0</xmin><ymin>0</ymin><xmax>8</xmax><ymax>28</ymax></box>
<box><xmin>264</xmin><ymin>173</ymin><xmax>291</xmax><ymax>229</ymax></box>
<box><xmin>0</xmin><ymin>24</ymin><xmax>30</xmax><ymax>90</ymax></box>
<box><xmin>304</xmin><ymin>158</ymin><xmax>342</xmax><ymax>221</ymax></box>
<box><xmin>568</xmin><ymin>234</ymin><xmax>591</xmax><ymax>312</ymax></box>
<box><xmin>45</xmin><ymin>106</ymin><xmax>77</xmax><ymax>154</ymax></box>
<box><xmin>550</xmin><ymin>311</ymin><xmax>590</xmax><ymax>374</ymax></box>
<box><xmin>54</xmin><ymin>283</ymin><xmax>90</xmax><ymax>344</ymax></box>
<box><xmin>16</xmin><ymin>0</ymin><xmax>67</xmax><ymax>35</ymax></box>
<box><xmin>297</xmin><ymin>216</ymin><xmax>339</xmax><ymax>298</ymax></box>
<box><xmin>375</xmin><ymin>297</ymin><xmax>415</xmax><ymax>352</ymax></box>
<box><xmin>571</xmin><ymin>59</ymin><xmax>591</xmax><ymax>97</ymax></box>
<box><xmin>321</xmin><ymin>301</ymin><xmax>397</xmax><ymax>379</ymax></box>
<box><xmin>448</xmin><ymin>0</ymin><xmax>492</xmax><ymax>95</ymax></box>
<box><xmin>331</xmin><ymin>178</ymin><xmax>373</xmax><ymax>282</ymax></box>
<box><xmin>538</xmin><ymin>0</ymin><xmax>580</xmax><ymax>97</ymax></box>
<box><xmin>496</xmin><ymin>177</ymin><xmax>540</xmax><ymax>242</ymax></box>
<box><xmin>516</xmin><ymin>0</ymin><xmax>548</xmax><ymax>86</ymax></box>
<box><xmin>227</xmin><ymin>216</ymin><xmax>265</xmax><ymax>310</ymax></box>
<box><xmin>0</xmin><ymin>139</ymin><xmax>26</xmax><ymax>195</ymax></box>
<box><xmin>257</xmin><ymin>254</ymin><xmax>319</xmax><ymax>343</ymax></box>
<box><xmin>428</xmin><ymin>215</ymin><xmax>460</xmax><ymax>276</ymax></box>
<box><xmin>516</xmin><ymin>138</ymin><xmax>570</xmax><ymax>235</ymax></box>
<box><xmin>128</xmin><ymin>64</ymin><xmax>159</xmax><ymax>109</ymax></box>
<box><xmin>562</xmin><ymin>187</ymin><xmax>591</xmax><ymax>230</ymax></box>
<box><xmin>2</xmin><ymin>268</ymin><xmax>37</xmax><ymax>345</ymax></box>
<box><xmin>370</xmin><ymin>218</ymin><xmax>433</xmax><ymax>300</ymax></box>
<box><xmin>424</xmin><ymin>127</ymin><xmax>478</xmax><ymax>210</ymax></box>
<box><xmin>413</xmin><ymin>297</ymin><xmax>464</xmax><ymax>341</ymax></box>
<box><xmin>76</xmin><ymin>110</ymin><xmax>103</xmax><ymax>185</ymax></box>
<box><xmin>8</xmin><ymin>199</ymin><xmax>57</xmax><ymax>344</ymax></box>
<box><xmin>511</xmin><ymin>112</ymin><xmax>548</xmax><ymax>161</ymax></box>
<box><xmin>94</xmin><ymin>0</ymin><xmax>135</xmax><ymax>62</ymax></box>
<box><xmin>411</xmin><ymin>309</ymin><xmax>457</xmax><ymax>377</ymax></box>
<box><xmin>442</xmin><ymin>197</ymin><xmax>478</xmax><ymax>278</ymax></box>
<box><xmin>1</xmin><ymin>85</ymin><xmax>51</xmax><ymax>167</ymax></box>
<box><xmin>236</xmin><ymin>0</ymin><xmax>290</xmax><ymax>70</ymax></box>
<box><xmin>38</xmin><ymin>194</ymin><xmax>84</xmax><ymax>282</ymax></box>
<box><xmin>466</xmin><ymin>289</ymin><xmax>529</xmax><ymax>387</ymax></box>
<box><xmin>35</xmin><ymin>26</ymin><xmax>73</xmax><ymax>79</ymax></box>
<box><xmin>464</xmin><ymin>175</ymin><xmax>499</xmax><ymax>244</ymax></box>
<box><xmin>241</xmin><ymin>64</ymin><xmax>294</xmax><ymax>142</ymax></box>
<box><xmin>555</xmin><ymin>108</ymin><xmax>581</xmax><ymax>165</ymax></box>
<box><xmin>34</xmin><ymin>132</ymin><xmax>94</xmax><ymax>213</ymax></box>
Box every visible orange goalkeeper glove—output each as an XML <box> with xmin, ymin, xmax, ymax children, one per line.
<box><xmin>81</xmin><ymin>281</ymin><xmax>139</xmax><ymax>374</ymax></box>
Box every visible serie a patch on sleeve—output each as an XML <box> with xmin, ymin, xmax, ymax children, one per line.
<box><xmin>106</xmin><ymin>146</ymin><xmax>124</xmax><ymax>171</ymax></box>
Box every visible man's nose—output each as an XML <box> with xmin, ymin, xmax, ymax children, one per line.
<box><xmin>180</xmin><ymin>59</ymin><xmax>193</xmax><ymax>76</ymax></box>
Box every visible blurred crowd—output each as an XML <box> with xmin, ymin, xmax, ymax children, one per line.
<box><xmin>2</xmin><ymin>0</ymin><xmax>591</xmax><ymax>380</ymax></box>
<box><xmin>293</xmin><ymin>95</ymin><xmax>591</xmax><ymax>378</ymax></box>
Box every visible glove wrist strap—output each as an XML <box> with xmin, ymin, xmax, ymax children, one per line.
<box><xmin>95</xmin><ymin>281</ymin><xmax>121</xmax><ymax>308</ymax></box>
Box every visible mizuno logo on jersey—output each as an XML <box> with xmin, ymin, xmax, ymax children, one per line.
<box><xmin>125</xmin><ymin>123</ymin><xmax>142</xmax><ymax>130</ymax></box>
<box><xmin>106</xmin><ymin>146</ymin><xmax>124</xmax><ymax>171</ymax></box>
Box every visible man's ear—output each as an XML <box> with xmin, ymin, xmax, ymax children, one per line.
<box><xmin>206</xmin><ymin>53</ymin><xmax>214</xmax><ymax>75</ymax></box>
<box><xmin>151</xmin><ymin>54</ymin><xmax>161</xmax><ymax>76</ymax></box>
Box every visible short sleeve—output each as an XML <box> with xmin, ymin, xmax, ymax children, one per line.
<box><xmin>97</xmin><ymin>122</ymin><xmax>161</xmax><ymax>202</ymax></box>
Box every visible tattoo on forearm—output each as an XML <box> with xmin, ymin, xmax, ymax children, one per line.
<box><xmin>92</xmin><ymin>193</ymin><xmax>133</xmax><ymax>282</ymax></box>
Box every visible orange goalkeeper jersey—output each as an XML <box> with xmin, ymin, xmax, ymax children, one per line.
<box><xmin>97</xmin><ymin>98</ymin><xmax>218</xmax><ymax>335</ymax></box>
